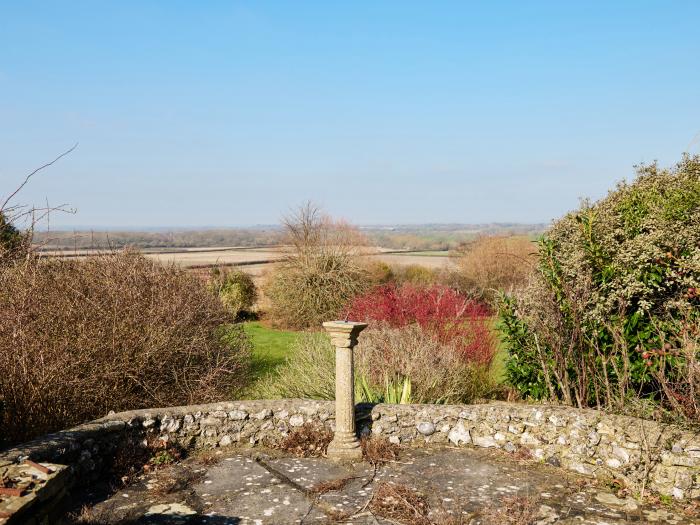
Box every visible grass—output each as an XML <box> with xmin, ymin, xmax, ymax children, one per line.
<box><xmin>490</xmin><ymin>316</ymin><xmax>508</xmax><ymax>382</ymax></box>
<box><xmin>243</xmin><ymin>321</ymin><xmax>300</xmax><ymax>381</ymax></box>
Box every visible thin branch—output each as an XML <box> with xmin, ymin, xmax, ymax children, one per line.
<box><xmin>1</xmin><ymin>143</ymin><xmax>78</xmax><ymax>212</ymax></box>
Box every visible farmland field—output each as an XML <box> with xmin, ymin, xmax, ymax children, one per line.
<box><xmin>43</xmin><ymin>246</ymin><xmax>455</xmax><ymax>275</ymax></box>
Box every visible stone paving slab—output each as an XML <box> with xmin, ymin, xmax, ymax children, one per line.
<box><xmin>69</xmin><ymin>446</ymin><xmax>697</xmax><ymax>525</ymax></box>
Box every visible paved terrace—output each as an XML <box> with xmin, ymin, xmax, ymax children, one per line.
<box><xmin>70</xmin><ymin>444</ymin><xmax>695</xmax><ymax>525</ymax></box>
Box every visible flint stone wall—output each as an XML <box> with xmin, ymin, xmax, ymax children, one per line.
<box><xmin>2</xmin><ymin>400</ymin><xmax>699</xmax><ymax>501</ymax></box>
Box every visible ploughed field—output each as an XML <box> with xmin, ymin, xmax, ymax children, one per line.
<box><xmin>42</xmin><ymin>246</ymin><xmax>453</xmax><ymax>276</ymax></box>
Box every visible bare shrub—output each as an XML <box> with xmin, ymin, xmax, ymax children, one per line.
<box><xmin>0</xmin><ymin>251</ymin><xmax>251</xmax><ymax>446</ymax></box>
<box><xmin>363</xmin><ymin>260</ymin><xmax>395</xmax><ymax>285</ymax></box>
<box><xmin>650</xmin><ymin>313</ymin><xmax>700</xmax><ymax>422</ymax></box>
<box><xmin>263</xmin><ymin>202</ymin><xmax>370</xmax><ymax>329</ymax></box>
<box><xmin>453</xmin><ymin>235</ymin><xmax>536</xmax><ymax>303</ymax></box>
<box><xmin>347</xmin><ymin>284</ymin><xmax>496</xmax><ymax>365</ymax></box>
<box><xmin>209</xmin><ymin>267</ymin><xmax>257</xmax><ymax>319</ymax></box>
<box><xmin>356</xmin><ymin>325</ymin><xmax>495</xmax><ymax>404</ymax></box>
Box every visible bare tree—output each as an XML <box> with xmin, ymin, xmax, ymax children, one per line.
<box><xmin>265</xmin><ymin>202</ymin><xmax>371</xmax><ymax>329</ymax></box>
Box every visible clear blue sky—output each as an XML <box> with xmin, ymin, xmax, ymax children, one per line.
<box><xmin>2</xmin><ymin>1</ymin><xmax>699</xmax><ymax>228</ymax></box>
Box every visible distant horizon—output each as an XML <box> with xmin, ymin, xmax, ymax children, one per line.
<box><xmin>35</xmin><ymin>220</ymin><xmax>549</xmax><ymax>233</ymax></box>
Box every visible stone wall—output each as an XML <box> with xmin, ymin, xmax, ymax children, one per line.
<box><xmin>1</xmin><ymin>400</ymin><xmax>699</xmax><ymax>520</ymax></box>
<box><xmin>364</xmin><ymin>403</ymin><xmax>700</xmax><ymax>499</ymax></box>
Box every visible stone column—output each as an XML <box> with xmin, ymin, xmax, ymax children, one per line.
<box><xmin>323</xmin><ymin>320</ymin><xmax>368</xmax><ymax>460</ymax></box>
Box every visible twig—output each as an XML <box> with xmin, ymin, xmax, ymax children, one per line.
<box><xmin>1</xmin><ymin>143</ymin><xmax>78</xmax><ymax>212</ymax></box>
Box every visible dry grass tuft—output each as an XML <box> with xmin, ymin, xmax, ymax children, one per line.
<box><xmin>274</xmin><ymin>423</ymin><xmax>333</xmax><ymax>458</ymax></box>
<box><xmin>148</xmin><ymin>466</ymin><xmax>203</xmax><ymax>497</ymax></box>
<box><xmin>69</xmin><ymin>505</ymin><xmax>114</xmax><ymax>525</ymax></box>
<box><xmin>310</xmin><ymin>476</ymin><xmax>354</xmax><ymax>495</ymax></box>
<box><xmin>361</xmin><ymin>436</ymin><xmax>400</xmax><ymax>466</ymax></box>
<box><xmin>323</xmin><ymin>507</ymin><xmax>353</xmax><ymax>521</ymax></box>
<box><xmin>480</xmin><ymin>495</ymin><xmax>540</xmax><ymax>525</ymax></box>
<box><xmin>369</xmin><ymin>482</ymin><xmax>430</xmax><ymax>525</ymax></box>
<box><xmin>356</xmin><ymin>324</ymin><xmax>496</xmax><ymax>404</ymax></box>
<box><xmin>191</xmin><ymin>449</ymin><xmax>224</xmax><ymax>467</ymax></box>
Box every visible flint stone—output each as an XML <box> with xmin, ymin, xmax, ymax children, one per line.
<box><xmin>508</xmin><ymin>424</ymin><xmax>525</xmax><ymax>434</ymax></box>
<box><xmin>299</xmin><ymin>406</ymin><xmax>318</xmax><ymax>416</ymax></box>
<box><xmin>473</xmin><ymin>435</ymin><xmax>498</xmax><ymax>448</ymax></box>
<box><xmin>228</xmin><ymin>410</ymin><xmax>248</xmax><ymax>421</ymax></box>
<box><xmin>417</xmin><ymin>422</ymin><xmax>436</xmax><ymax>436</ymax></box>
<box><xmin>546</xmin><ymin>455</ymin><xmax>561</xmax><ymax>467</ymax></box>
<box><xmin>606</xmin><ymin>458</ymin><xmax>622</xmax><ymax>468</ymax></box>
<box><xmin>548</xmin><ymin>415</ymin><xmax>566</xmax><ymax>427</ymax></box>
<box><xmin>570</xmin><ymin>462</ymin><xmax>594</xmax><ymax>476</ymax></box>
<box><xmin>254</xmin><ymin>409</ymin><xmax>273</xmax><ymax>420</ymax></box>
<box><xmin>160</xmin><ymin>416</ymin><xmax>180</xmax><ymax>433</ymax></box>
<box><xmin>520</xmin><ymin>432</ymin><xmax>541</xmax><ymax>446</ymax></box>
<box><xmin>612</xmin><ymin>447</ymin><xmax>630</xmax><ymax>463</ymax></box>
<box><xmin>448</xmin><ymin>422</ymin><xmax>471</xmax><ymax>445</ymax></box>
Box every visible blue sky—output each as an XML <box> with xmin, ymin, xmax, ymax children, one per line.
<box><xmin>1</xmin><ymin>1</ymin><xmax>699</xmax><ymax>228</ymax></box>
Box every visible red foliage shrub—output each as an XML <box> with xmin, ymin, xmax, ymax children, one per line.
<box><xmin>345</xmin><ymin>284</ymin><xmax>496</xmax><ymax>365</ymax></box>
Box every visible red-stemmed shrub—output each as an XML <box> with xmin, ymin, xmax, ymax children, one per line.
<box><xmin>345</xmin><ymin>284</ymin><xmax>496</xmax><ymax>365</ymax></box>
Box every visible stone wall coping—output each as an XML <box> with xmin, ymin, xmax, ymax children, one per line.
<box><xmin>0</xmin><ymin>399</ymin><xmax>330</xmax><ymax>463</ymax></box>
<box><xmin>4</xmin><ymin>399</ymin><xmax>698</xmax><ymax>463</ymax></box>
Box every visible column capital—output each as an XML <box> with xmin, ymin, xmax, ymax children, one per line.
<box><xmin>322</xmin><ymin>321</ymin><xmax>368</xmax><ymax>348</ymax></box>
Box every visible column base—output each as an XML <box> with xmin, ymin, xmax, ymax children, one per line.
<box><xmin>326</xmin><ymin>431</ymin><xmax>363</xmax><ymax>461</ymax></box>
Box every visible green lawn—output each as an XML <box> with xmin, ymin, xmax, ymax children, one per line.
<box><xmin>243</xmin><ymin>321</ymin><xmax>300</xmax><ymax>381</ymax></box>
<box><xmin>490</xmin><ymin>316</ymin><xmax>508</xmax><ymax>382</ymax></box>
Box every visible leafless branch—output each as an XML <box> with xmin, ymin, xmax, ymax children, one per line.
<box><xmin>1</xmin><ymin>143</ymin><xmax>78</xmax><ymax>212</ymax></box>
